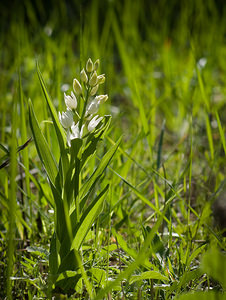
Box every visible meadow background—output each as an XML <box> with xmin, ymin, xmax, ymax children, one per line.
<box><xmin>0</xmin><ymin>0</ymin><xmax>226</xmax><ymax>298</ymax></box>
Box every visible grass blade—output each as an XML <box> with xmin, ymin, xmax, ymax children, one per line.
<box><xmin>6</xmin><ymin>96</ymin><xmax>18</xmax><ymax>299</ymax></box>
<box><xmin>157</xmin><ymin>119</ymin><xmax>165</xmax><ymax>170</ymax></box>
<box><xmin>215</xmin><ymin>111</ymin><xmax>226</xmax><ymax>157</ymax></box>
<box><xmin>205</xmin><ymin>114</ymin><xmax>214</xmax><ymax>160</ymax></box>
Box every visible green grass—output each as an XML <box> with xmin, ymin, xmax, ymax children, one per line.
<box><xmin>0</xmin><ymin>0</ymin><xmax>226</xmax><ymax>299</ymax></box>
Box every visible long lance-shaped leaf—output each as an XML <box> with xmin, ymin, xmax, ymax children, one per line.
<box><xmin>36</xmin><ymin>63</ymin><xmax>66</xmax><ymax>150</ymax></box>
<box><xmin>49</xmin><ymin>232</ymin><xmax>58</xmax><ymax>276</ymax></box>
<box><xmin>70</xmin><ymin>184</ymin><xmax>109</xmax><ymax>251</ymax></box>
<box><xmin>79</xmin><ymin>136</ymin><xmax>122</xmax><ymax>199</ymax></box>
<box><xmin>28</xmin><ymin>99</ymin><xmax>58</xmax><ymax>186</ymax></box>
<box><xmin>36</xmin><ymin>63</ymin><xmax>69</xmax><ymax>177</ymax></box>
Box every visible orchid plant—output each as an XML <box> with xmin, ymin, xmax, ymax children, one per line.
<box><xmin>28</xmin><ymin>58</ymin><xmax>120</xmax><ymax>295</ymax></box>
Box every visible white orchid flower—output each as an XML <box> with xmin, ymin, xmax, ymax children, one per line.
<box><xmin>67</xmin><ymin>122</ymin><xmax>85</xmax><ymax>146</ymax></box>
<box><xmin>88</xmin><ymin>115</ymin><xmax>103</xmax><ymax>132</ymax></box>
<box><xmin>59</xmin><ymin>110</ymin><xmax>74</xmax><ymax>128</ymax></box>
<box><xmin>85</xmin><ymin>99</ymin><xmax>99</xmax><ymax>116</ymax></box>
<box><xmin>64</xmin><ymin>91</ymin><xmax>77</xmax><ymax>110</ymax></box>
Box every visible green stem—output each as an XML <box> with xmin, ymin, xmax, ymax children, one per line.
<box><xmin>79</xmin><ymin>87</ymin><xmax>90</xmax><ymax>131</ymax></box>
<box><xmin>75</xmin><ymin>158</ymin><xmax>81</xmax><ymax>222</ymax></box>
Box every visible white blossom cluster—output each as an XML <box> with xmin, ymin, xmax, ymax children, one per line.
<box><xmin>58</xmin><ymin>58</ymin><xmax>108</xmax><ymax>146</ymax></box>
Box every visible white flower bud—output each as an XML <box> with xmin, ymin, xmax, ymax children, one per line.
<box><xmin>80</xmin><ymin>68</ymin><xmax>88</xmax><ymax>83</ymax></box>
<box><xmin>64</xmin><ymin>91</ymin><xmax>77</xmax><ymax>110</ymax></box>
<box><xmin>90</xmin><ymin>84</ymin><xmax>99</xmax><ymax>96</ymax></box>
<box><xmin>97</xmin><ymin>74</ymin><xmax>105</xmax><ymax>84</ymax></box>
<box><xmin>59</xmin><ymin>110</ymin><xmax>74</xmax><ymax>128</ymax></box>
<box><xmin>73</xmin><ymin>78</ymin><xmax>83</xmax><ymax>96</ymax></box>
<box><xmin>93</xmin><ymin>59</ymin><xmax>100</xmax><ymax>71</ymax></box>
<box><xmin>88</xmin><ymin>115</ymin><xmax>103</xmax><ymax>132</ymax></box>
<box><xmin>89</xmin><ymin>71</ymin><xmax>98</xmax><ymax>87</ymax></box>
<box><xmin>86</xmin><ymin>58</ymin><xmax>93</xmax><ymax>73</ymax></box>
<box><xmin>95</xmin><ymin>94</ymin><xmax>108</xmax><ymax>105</ymax></box>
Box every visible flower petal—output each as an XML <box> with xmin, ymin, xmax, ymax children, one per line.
<box><xmin>86</xmin><ymin>100</ymin><xmax>99</xmax><ymax>116</ymax></box>
<box><xmin>64</xmin><ymin>92</ymin><xmax>77</xmax><ymax>110</ymax></box>
<box><xmin>88</xmin><ymin>115</ymin><xmax>103</xmax><ymax>132</ymax></box>
<box><xmin>59</xmin><ymin>110</ymin><xmax>74</xmax><ymax>128</ymax></box>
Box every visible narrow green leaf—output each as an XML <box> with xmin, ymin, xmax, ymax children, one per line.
<box><xmin>64</xmin><ymin>138</ymin><xmax>83</xmax><ymax>207</ymax></box>
<box><xmin>157</xmin><ymin>119</ymin><xmax>165</xmax><ymax>170</ymax></box>
<box><xmin>18</xmin><ymin>70</ymin><xmax>32</xmax><ymax>221</ymax></box>
<box><xmin>80</xmin><ymin>136</ymin><xmax>121</xmax><ymax>199</ymax></box>
<box><xmin>0</xmin><ymin>143</ymin><xmax>9</xmax><ymax>154</ymax></box>
<box><xmin>36</xmin><ymin>63</ymin><xmax>67</xmax><ymax>151</ymax></box>
<box><xmin>7</xmin><ymin>92</ymin><xmax>18</xmax><ymax>298</ymax></box>
<box><xmin>50</xmin><ymin>181</ymin><xmax>68</xmax><ymax>244</ymax></box>
<box><xmin>36</xmin><ymin>63</ymin><xmax>69</xmax><ymax>180</ymax></box>
<box><xmin>57</xmin><ymin>249</ymin><xmax>79</xmax><ymax>273</ymax></box>
<box><xmin>215</xmin><ymin>111</ymin><xmax>226</xmax><ymax>157</ymax></box>
<box><xmin>196</xmin><ymin>66</ymin><xmax>210</xmax><ymax>112</ymax></box>
<box><xmin>112</xmin><ymin>229</ymin><xmax>137</xmax><ymax>259</ymax></box>
<box><xmin>70</xmin><ymin>184</ymin><xmax>109</xmax><ymax>251</ymax></box>
<box><xmin>81</xmin><ymin>115</ymin><xmax>111</xmax><ymax>167</ymax></box>
<box><xmin>89</xmin><ymin>268</ymin><xmax>106</xmax><ymax>287</ymax></box>
<box><xmin>130</xmin><ymin>271</ymin><xmax>167</xmax><ymax>284</ymax></box>
<box><xmin>112</xmin><ymin>228</ymin><xmax>154</xmax><ymax>269</ymax></box>
<box><xmin>28</xmin><ymin>99</ymin><xmax>58</xmax><ymax>186</ymax></box>
<box><xmin>55</xmin><ymin>269</ymin><xmax>81</xmax><ymax>293</ymax></box>
<box><xmin>187</xmin><ymin>244</ymin><xmax>206</xmax><ymax>267</ymax></box>
<box><xmin>49</xmin><ymin>232</ymin><xmax>58</xmax><ymax>276</ymax></box>
<box><xmin>205</xmin><ymin>114</ymin><xmax>214</xmax><ymax>160</ymax></box>
<box><xmin>169</xmin><ymin>269</ymin><xmax>202</xmax><ymax>293</ymax></box>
